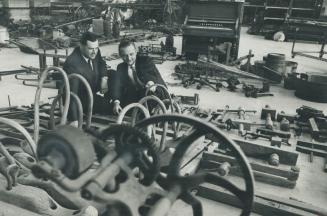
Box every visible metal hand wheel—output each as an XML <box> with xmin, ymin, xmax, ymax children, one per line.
<box><xmin>135</xmin><ymin>114</ymin><xmax>255</xmax><ymax>216</ymax></box>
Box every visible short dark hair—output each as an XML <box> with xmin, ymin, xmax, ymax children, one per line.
<box><xmin>80</xmin><ymin>32</ymin><xmax>98</xmax><ymax>45</ymax></box>
<box><xmin>118</xmin><ymin>39</ymin><xmax>136</xmax><ymax>53</ymax></box>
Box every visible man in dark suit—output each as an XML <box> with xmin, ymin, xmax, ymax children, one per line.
<box><xmin>63</xmin><ymin>32</ymin><xmax>110</xmax><ymax>126</ymax></box>
<box><xmin>110</xmin><ymin>40</ymin><xmax>167</xmax><ymax>114</ymax></box>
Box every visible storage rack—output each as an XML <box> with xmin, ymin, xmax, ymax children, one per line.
<box><xmin>244</xmin><ymin>0</ymin><xmax>323</xmax><ymax>34</ymax></box>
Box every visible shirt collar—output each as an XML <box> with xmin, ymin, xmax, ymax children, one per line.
<box><xmin>82</xmin><ymin>55</ymin><xmax>90</xmax><ymax>63</ymax></box>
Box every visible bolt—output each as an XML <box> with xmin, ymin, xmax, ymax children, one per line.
<box><xmin>50</xmin><ymin>169</ymin><xmax>60</xmax><ymax>177</ymax></box>
<box><xmin>269</xmin><ymin>153</ymin><xmax>279</xmax><ymax>166</ymax></box>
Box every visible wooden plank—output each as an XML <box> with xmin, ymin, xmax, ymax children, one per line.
<box><xmin>200</xmin><ymin>160</ymin><xmax>296</xmax><ymax>188</ymax></box>
<box><xmin>296</xmin><ymin>146</ymin><xmax>327</xmax><ymax>157</ymax></box>
<box><xmin>233</xmin><ymin>138</ymin><xmax>298</xmax><ymax>166</ymax></box>
<box><xmin>197</xmin><ymin>183</ymin><xmax>326</xmax><ymax>216</ymax></box>
<box><xmin>202</xmin><ymin>152</ymin><xmax>299</xmax><ymax>180</ymax></box>
<box><xmin>206</xmin><ymin>134</ymin><xmax>298</xmax><ymax>166</ymax></box>
<box><xmin>297</xmin><ymin>140</ymin><xmax>327</xmax><ymax>151</ymax></box>
<box><xmin>200</xmin><ymin>59</ymin><xmax>269</xmax><ymax>81</ymax></box>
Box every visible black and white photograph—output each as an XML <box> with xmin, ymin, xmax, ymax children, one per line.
<box><xmin>0</xmin><ymin>0</ymin><xmax>326</xmax><ymax>215</ymax></box>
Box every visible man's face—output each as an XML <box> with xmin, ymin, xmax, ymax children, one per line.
<box><xmin>119</xmin><ymin>44</ymin><xmax>137</xmax><ymax>66</ymax></box>
<box><xmin>81</xmin><ymin>40</ymin><xmax>99</xmax><ymax>60</ymax></box>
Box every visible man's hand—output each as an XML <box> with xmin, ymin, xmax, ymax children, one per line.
<box><xmin>100</xmin><ymin>76</ymin><xmax>108</xmax><ymax>94</ymax></box>
<box><xmin>113</xmin><ymin>101</ymin><xmax>122</xmax><ymax>115</ymax></box>
<box><xmin>146</xmin><ymin>81</ymin><xmax>156</xmax><ymax>92</ymax></box>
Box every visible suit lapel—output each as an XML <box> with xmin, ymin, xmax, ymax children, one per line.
<box><xmin>76</xmin><ymin>48</ymin><xmax>96</xmax><ymax>90</ymax></box>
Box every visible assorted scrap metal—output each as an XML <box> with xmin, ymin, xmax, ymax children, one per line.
<box><xmin>0</xmin><ymin>68</ymin><xmax>255</xmax><ymax>215</ymax></box>
<box><xmin>0</xmin><ymin>65</ymin><xmax>325</xmax><ymax>215</ymax></box>
<box><xmin>174</xmin><ymin>57</ymin><xmax>275</xmax><ymax>98</ymax></box>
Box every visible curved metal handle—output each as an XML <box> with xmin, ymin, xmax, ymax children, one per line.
<box><xmin>34</xmin><ymin>66</ymin><xmax>70</xmax><ymax>142</ymax></box>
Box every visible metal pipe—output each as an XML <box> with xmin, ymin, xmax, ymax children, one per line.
<box><xmin>145</xmin><ymin>84</ymin><xmax>174</xmax><ymax>113</ymax></box>
<box><xmin>53</xmin><ymin>17</ymin><xmax>97</xmax><ymax>29</ymax></box>
<box><xmin>68</xmin><ymin>74</ymin><xmax>93</xmax><ymax>129</ymax></box>
<box><xmin>0</xmin><ymin>117</ymin><xmax>37</xmax><ymax>159</ymax></box>
<box><xmin>34</xmin><ymin>66</ymin><xmax>70</xmax><ymax>142</ymax></box>
<box><xmin>117</xmin><ymin>103</ymin><xmax>151</xmax><ymax>136</ymax></box>
<box><xmin>132</xmin><ymin>95</ymin><xmax>168</xmax><ymax>152</ymax></box>
<box><xmin>49</xmin><ymin>92</ymin><xmax>83</xmax><ymax>129</ymax></box>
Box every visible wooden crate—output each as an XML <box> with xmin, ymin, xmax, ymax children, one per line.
<box><xmin>30</xmin><ymin>0</ymin><xmax>50</xmax><ymax>8</ymax></box>
<box><xmin>3</xmin><ymin>0</ymin><xmax>29</xmax><ymax>8</ymax></box>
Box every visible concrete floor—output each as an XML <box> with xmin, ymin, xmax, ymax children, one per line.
<box><xmin>0</xmin><ymin>27</ymin><xmax>327</xmax><ymax>215</ymax></box>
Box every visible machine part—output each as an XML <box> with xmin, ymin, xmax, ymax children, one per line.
<box><xmin>34</xmin><ymin>66</ymin><xmax>70</xmax><ymax>142</ymax></box>
<box><xmin>243</xmin><ymin>83</ymin><xmax>273</xmax><ymax>98</ymax></box>
<box><xmin>182</xmin><ymin>76</ymin><xmax>221</xmax><ymax>92</ymax></box>
<box><xmin>135</xmin><ymin>114</ymin><xmax>255</xmax><ymax>216</ymax></box>
<box><xmin>231</xmin><ymin>49</ymin><xmax>254</xmax><ymax>67</ymax></box>
<box><xmin>0</xmin><ymin>177</ymin><xmax>98</xmax><ymax>216</ymax></box>
<box><xmin>294</xmin><ymin>72</ymin><xmax>327</xmax><ymax>103</ymax></box>
<box><xmin>296</xmin><ymin>105</ymin><xmax>325</xmax><ymax>122</ymax></box>
<box><xmin>271</xmin><ymin>137</ymin><xmax>282</xmax><ymax>148</ymax></box>
<box><xmin>144</xmin><ymin>84</ymin><xmax>173</xmax><ymax>113</ymax></box>
<box><xmin>280</xmin><ymin>117</ymin><xmax>290</xmax><ymax>132</ymax></box>
<box><xmin>171</xmin><ymin>93</ymin><xmax>199</xmax><ymax>106</ymax></box>
<box><xmin>161</xmin><ymin>98</ymin><xmax>182</xmax><ymax>139</ymax></box>
<box><xmin>265</xmin><ymin>53</ymin><xmax>286</xmax><ymax>75</ymax></box>
<box><xmin>262</xmin><ymin>66</ymin><xmax>283</xmax><ymax>83</ymax></box>
<box><xmin>202</xmin><ymin>151</ymin><xmax>298</xmax><ymax>188</ymax></box>
<box><xmin>217</xmin><ymin>162</ymin><xmax>231</xmax><ymax>177</ymax></box>
<box><xmin>36</xmin><ymin>125</ymin><xmax>96</xmax><ymax>179</ymax></box>
<box><xmin>268</xmin><ymin>153</ymin><xmax>280</xmax><ymax>166</ymax></box>
<box><xmin>261</xmin><ymin>105</ymin><xmax>276</xmax><ymax>130</ymax></box>
<box><xmin>231</xmin><ymin>138</ymin><xmax>298</xmax><ymax>166</ymax></box>
<box><xmin>49</xmin><ymin>92</ymin><xmax>83</xmax><ymax>129</ymax></box>
<box><xmin>256</xmin><ymin>127</ymin><xmax>292</xmax><ymax>139</ymax></box>
<box><xmin>277</xmin><ymin>111</ymin><xmax>296</xmax><ymax>123</ymax></box>
<box><xmin>0</xmin><ymin>117</ymin><xmax>37</xmax><ymax>159</ymax></box>
<box><xmin>13</xmin><ymin>152</ymin><xmax>36</xmax><ymax>170</ymax></box>
<box><xmin>117</xmin><ymin>103</ymin><xmax>150</xmax><ymax>126</ymax></box>
<box><xmin>132</xmin><ymin>95</ymin><xmax>168</xmax><ymax>152</ymax></box>
<box><xmin>68</xmin><ymin>73</ymin><xmax>94</xmax><ymax>129</ymax></box>
<box><xmin>242</xmin><ymin>131</ymin><xmax>290</xmax><ymax>147</ymax></box>
<box><xmin>98</xmin><ymin>124</ymin><xmax>160</xmax><ymax>186</ymax></box>
<box><xmin>251</xmin><ymin>92</ymin><xmax>274</xmax><ymax>98</ymax></box>
<box><xmin>0</xmin><ymin>142</ymin><xmax>19</xmax><ymax>190</ymax></box>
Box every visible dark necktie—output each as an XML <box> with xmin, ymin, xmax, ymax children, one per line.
<box><xmin>131</xmin><ymin>66</ymin><xmax>137</xmax><ymax>84</ymax></box>
<box><xmin>88</xmin><ymin>58</ymin><xmax>98</xmax><ymax>89</ymax></box>
<box><xmin>88</xmin><ymin>58</ymin><xmax>93</xmax><ymax>71</ymax></box>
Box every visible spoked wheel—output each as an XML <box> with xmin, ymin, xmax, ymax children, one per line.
<box><xmin>135</xmin><ymin>114</ymin><xmax>255</xmax><ymax>216</ymax></box>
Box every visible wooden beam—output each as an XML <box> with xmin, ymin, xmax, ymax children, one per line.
<box><xmin>206</xmin><ymin>134</ymin><xmax>299</xmax><ymax>166</ymax></box>
<box><xmin>200</xmin><ymin>159</ymin><xmax>296</xmax><ymax>188</ymax></box>
<box><xmin>202</xmin><ymin>152</ymin><xmax>299</xmax><ymax>180</ymax></box>
<box><xmin>197</xmin><ymin>183</ymin><xmax>327</xmax><ymax>216</ymax></box>
<box><xmin>232</xmin><ymin>138</ymin><xmax>298</xmax><ymax>166</ymax></box>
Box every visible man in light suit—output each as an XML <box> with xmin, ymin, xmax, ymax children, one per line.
<box><xmin>110</xmin><ymin>40</ymin><xmax>167</xmax><ymax>114</ymax></box>
<box><xmin>63</xmin><ymin>32</ymin><xmax>111</xmax><ymax>126</ymax></box>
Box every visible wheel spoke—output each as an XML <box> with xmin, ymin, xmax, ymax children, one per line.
<box><xmin>168</xmin><ymin>129</ymin><xmax>206</xmax><ymax>176</ymax></box>
<box><xmin>205</xmin><ymin>173</ymin><xmax>248</xmax><ymax>204</ymax></box>
<box><xmin>180</xmin><ymin>192</ymin><xmax>203</xmax><ymax>216</ymax></box>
